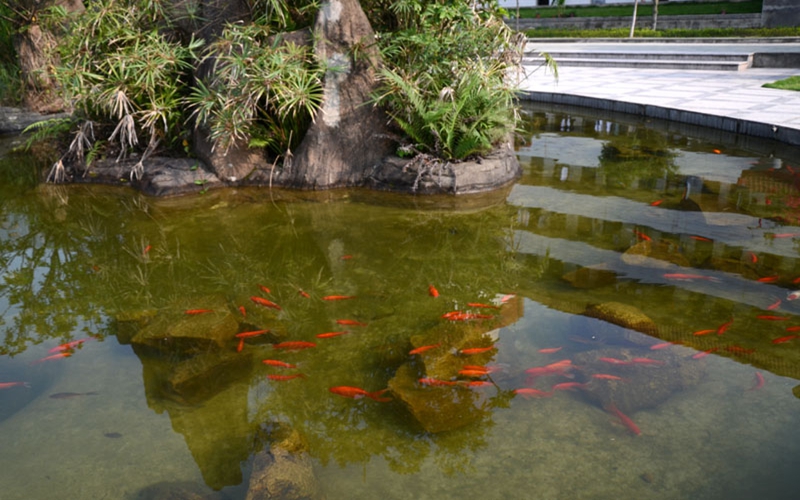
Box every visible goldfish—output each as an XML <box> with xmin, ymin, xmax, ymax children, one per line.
<box><xmin>524</xmin><ymin>360</ymin><xmax>572</xmax><ymax>377</ymax></box>
<box><xmin>48</xmin><ymin>338</ymin><xmax>91</xmax><ymax>353</ymax></box>
<box><xmin>748</xmin><ymin>252</ymin><xmax>758</xmax><ymax>263</ymax></box>
<box><xmin>772</xmin><ymin>233</ymin><xmax>800</xmax><ymax>238</ymax></box>
<box><xmin>32</xmin><ymin>352</ymin><xmax>72</xmax><ymax>364</ymax></box>
<box><xmin>787</xmin><ymin>326</ymin><xmax>800</xmax><ymax>331</ymax></box>
<box><xmin>592</xmin><ymin>374</ymin><xmax>625</xmax><ymax>381</ymax></box>
<box><xmin>513</xmin><ymin>388</ymin><xmax>552</xmax><ymax>399</ymax></box>
<box><xmin>650</xmin><ymin>200</ymin><xmax>663</xmax><ymax>206</ymax></box>
<box><xmin>185</xmin><ymin>309</ymin><xmax>214</xmax><ymax>315</ymax></box>
<box><xmin>336</xmin><ymin>319</ymin><xmax>367</xmax><ymax>326</ymax></box>
<box><xmin>757</xmin><ymin>315</ymin><xmax>788</xmax><ymax>321</ymax></box>
<box><xmin>461</xmin><ymin>365</ymin><xmax>495</xmax><ymax>374</ymax></box>
<box><xmin>236</xmin><ymin>339</ymin><xmax>245</xmax><ymax>352</ymax></box>
<box><xmin>631</xmin><ymin>357</ymin><xmax>665</xmax><ymax>366</ymax></box>
<box><xmin>767</xmin><ymin>299</ymin><xmax>782</xmax><ymax>310</ymax></box>
<box><xmin>500</xmin><ymin>294</ymin><xmax>516</xmax><ymax>303</ymax></box>
<box><xmin>329</xmin><ymin>386</ymin><xmax>391</xmax><ymax>402</ymax></box>
<box><xmin>272</xmin><ymin>341</ymin><xmax>316</xmax><ymax>350</ymax></box>
<box><xmin>757</xmin><ymin>276</ymin><xmax>779</xmax><ymax>283</ymax></box>
<box><xmin>462</xmin><ymin>381</ymin><xmax>492</xmax><ymax>388</ymax></box>
<box><xmin>322</xmin><ymin>295</ymin><xmax>356</xmax><ymax>301</ymax></box>
<box><xmin>633</xmin><ymin>230</ymin><xmax>651</xmax><ymax>242</ymax></box>
<box><xmin>691</xmin><ymin>347</ymin><xmax>719</xmax><ymax>359</ymax></box>
<box><xmin>605</xmin><ymin>403</ymin><xmax>641</xmax><ymax>435</ymax></box>
<box><xmin>409</xmin><ymin>344</ymin><xmax>441</xmax><ymax>355</ymax></box>
<box><xmin>663</xmin><ymin>273</ymin><xmax>718</xmax><ymax>282</ymax></box>
<box><xmin>538</xmin><ymin>347</ymin><xmax>563</xmax><ymax>354</ymax></box>
<box><xmin>716</xmin><ymin>318</ymin><xmax>734</xmax><ymax>335</ymax></box>
<box><xmin>267</xmin><ymin>374</ymin><xmax>306</xmax><ymax>381</ymax></box>
<box><xmin>689</xmin><ymin>235</ymin><xmax>712</xmax><ymax>242</ymax></box>
<box><xmin>724</xmin><ymin>345</ymin><xmax>755</xmax><ymax>354</ymax></box>
<box><xmin>299</xmin><ymin>290</ymin><xmax>310</xmax><ymax>298</ymax></box>
<box><xmin>419</xmin><ymin>378</ymin><xmax>457</xmax><ymax>387</ymax></box>
<box><xmin>340</xmin><ymin>255</ymin><xmax>353</xmax><ymax>260</ymax></box>
<box><xmin>748</xmin><ymin>372</ymin><xmax>765</xmax><ymax>391</ymax></box>
<box><xmin>552</xmin><ymin>382</ymin><xmax>587</xmax><ymax>391</ymax></box>
<box><xmin>599</xmin><ymin>357</ymin><xmax>631</xmax><ymax>365</ymax></box>
<box><xmin>0</xmin><ymin>382</ymin><xmax>30</xmax><ymax>389</ymax></box>
<box><xmin>712</xmin><ymin>149</ymin><xmax>722</xmax><ymax>154</ymax></box>
<box><xmin>258</xmin><ymin>284</ymin><xmax>271</xmax><ymax>294</ymax></box>
<box><xmin>458</xmin><ymin>369</ymin><xmax>489</xmax><ymax>378</ymax></box>
<box><xmin>772</xmin><ymin>335</ymin><xmax>799</xmax><ymax>344</ymax></box>
<box><xmin>459</xmin><ymin>346</ymin><xmax>495</xmax><ymax>355</ymax></box>
<box><xmin>238</xmin><ymin>305</ymin><xmax>246</xmax><ymax>317</ymax></box>
<box><xmin>693</xmin><ymin>329</ymin><xmax>715</xmax><ymax>336</ymax></box>
<box><xmin>442</xmin><ymin>312</ymin><xmax>493</xmax><ymax>321</ymax></box>
<box><xmin>649</xmin><ymin>342</ymin><xmax>675</xmax><ymax>350</ymax></box>
<box><xmin>235</xmin><ymin>329</ymin><xmax>270</xmax><ymax>338</ymax></box>
<box><xmin>250</xmin><ymin>296</ymin><xmax>282</xmax><ymax>310</ymax></box>
<box><xmin>428</xmin><ymin>284</ymin><xmax>439</xmax><ymax>298</ymax></box>
<box><xmin>467</xmin><ymin>302</ymin><xmax>499</xmax><ymax>309</ymax></box>
<box><xmin>263</xmin><ymin>359</ymin><xmax>297</xmax><ymax>369</ymax></box>
<box><xmin>143</xmin><ymin>245</ymin><xmax>151</xmax><ymax>255</ymax></box>
<box><xmin>316</xmin><ymin>331</ymin><xmax>349</xmax><ymax>339</ymax></box>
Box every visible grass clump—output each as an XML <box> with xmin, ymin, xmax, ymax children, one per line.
<box><xmin>763</xmin><ymin>76</ymin><xmax>800</xmax><ymax>91</ymax></box>
<box><xmin>515</xmin><ymin>0</ymin><xmax>761</xmax><ymax>19</ymax></box>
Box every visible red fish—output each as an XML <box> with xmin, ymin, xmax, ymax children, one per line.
<box><xmin>263</xmin><ymin>359</ymin><xmax>297</xmax><ymax>369</ymax></box>
<box><xmin>748</xmin><ymin>372</ymin><xmax>765</xmax><ymax>391</ymax></box>
<box><xmin>538</xmin><ymin>347</ymin><xmax>563</xmax><ymax>354</ymax></box>
<box><xmin>235</xmin><ymin>329</ymin><xmax>270</xmax><ymax>338</ymax></box>
<box><xmin>340</xmin><ymin>255</ymin><xmax>353</xmax><ymax>260</ymax></box>
<box><xmin>724</xmin><ymin>345</ymin><xmax>755</xmax><ymax>354</ymax></box>
<box><xmin>272</xmin><ymin>341</ymin><xmax>316</xmax><ymax>350</ymax></box>
<box><xmin>693</xmin><ymin>329</ymin><xmax>715</xmax><ymax>336</ymax></box>
<box><xmin>525</xmin><ymin>360</ymin><xmax>572</xmax><ymax>377</ymax></box>
<box><xmin>316</xmin><ymin>331</ymin><xmax>349</xmax><ymax>339</ymax></box>
<box><xmin>592</xmin><ymin>374</ymin><xmax>625</xmax><ymax>381</ymax></box>
<box><xmin>748</xmin><ymin>252</ymin><xmax>758</xmax><ymax>263</ymax></box>
<box><xmin>767</xmin><ymin>299</ymin><xmax>782</xmax><ymax>310</ymax></box>
<box><xmin>250</xmin><ymin>296</ymin><xmax>282</xmax><ymax>310</ymax></box>
<box><xmin>185</xmin><ymin>309</ymin><xmax>214</xmax><ymax>315</ymax></box>
<box><xmin>599</xmin><ymin>357</ymin><xmax>631</xmax><ymax>365</ymax></box>
<box><xmin>462</xmin><ymin>365</ymin><xmax>502</xmax><ymax>374</ymax></box>
<box><xmin>428</xmin><ymin>284</ymin><xmax>439</xmax><ymax>298</ymax></box>
<box><xmin>409</xmin><ymin>344</ymin><xmax>441</xmax><ymax>355</ymax></box>
<box><xmin>631</xmin><ymin>357</ymin><xmax>665</xmax><ymax>366</ymax></box>
<box><xmin>458</xmin><ymin>369</ymin><xmax>489</xmax><ymax>377</ymax></box>
<box><xmin>787</xmin><ymin>326</ymin><xmax>800</xmax><ymax>332</ymax></box>
<box><xmin>299</xmin><ymin>290</ymin><xmax>310</xmax><ymax>298</ymax></box>
<box><xmin>772</xmin><ymin>233</ymin><xmax>800</xmax><ymax>238</ymax></box>
<box><xmin>633</xmin><ymin>230</ymin><xmax>651</xmax><ymax>242</ymax></box>
<box><xmin>143</xmin><ymin>245</ymin><xmax>152</xmax><ymax>255</ymax></box>
<box><xmin>691</xmin><ymin>347</ymin><xmax>719</xmax><ymax>359</ymax></box>
<box><xmin>322</xmin><ymin>295</ymin><xmax>356</xmax><ymax>301</ymax></box>
<box><xmin>0</xmin><ymin>382</ymin><xmax>30</xmax><ymax>389</ymax></box>
<box><xmin>238</xmin><ymin>305</ymin><xmax>247</xmax><ymax>317</ymax></box>
<box><xmin>712</xmin><ymin>149</ymin><xmax>721</xmax><ymax>154</ymax></box>
<box><xmin>772</xmin><ymin>335</ymin><xmax>799</xmax><ymax>344</ymax></box>
<box><xmin>442</xmin><ymin>312</ymin><xmax>493</xmax><ymax>321</ymax></box>
<box><xmin>756</xmin><ymin>315</ymin><xmax>788</xmax><ymax>321</ymax></box>
<box><xmin>513</xmin><ymin>388</ymin><xmax>552</xmax><ymax>399</ymax></box>
<box><xmin>32</xmin><ymin>352</ymin><xmax>72</xmax><ymax>364</ymax></box>
<box><xmin>463</xmin><ymin>381</ymin><xmax>492</xmax><ymax>388</ymax></box>
<box><xmin>258</xmin><ymin>284</ymin><xmax>271</xmax><ymax>294</ymax></box>
<box><xmin>716</xmin><ymin>318</ymin><xmax>734</xmax><ymax>335</ymax></box>
<box><xmin>419</xmin><ymin>378</ymin><xmax>457</xmax><ymax>387</ymax></box>
<box><xmin>689</xmin><ymin>235</ymin><xmax>712</xmax><ymax>242</ymax></box>
<box><xmin>551</xmin><ymin>382</ymin><xmax>587</xmax><ymax>391</ymax></box>
<box><xmin>500</xmin><ymin>294</ymin><xmax>516</xmax><ymax>303</ymax></box>
<box><xmin>236</xmin><ymin>339</ymin><xmax>245</xmax><ymax>352</ymax></box>
<box><xmin>329</xmin><ymin>386</ymin><xmax>391</xmax><ymax>402</ymax></box>
<box><xmin>650</xmin><ymin>200</ymin><xmax>663</xmax><ymax>206</ymax></box>
<box><xmin>267</xmin><ymin>374</ymin><xmax>306</xmax><ymax>381</ymax></box>
<box><xmin>605</xmin><ymin>403</ymin><xmax>641</xmax><ymax>435</ymax></box>
<box><xmin>459</xmin><ymin>346</ymin><xmax>495</xmax><ymax>355</ymax></box>
<box><xmin>649</xmin><ymin>342</ymin><xmax>675</xmax><ymax>350</ymax></box>
<box><xmin>336</xmin><ymin>319</ymin><xmax>367</xmax><ymax>327</ymax></box>
<box><xmin>49</xmin><ymin>338</ymin><xmax>91</xmax><ymax>353</ymax></box>
<box><xmin>757</xmin><ymin>276</ymin><xmax>779</xmax><ymax>283</ymax></box>
<box><xmin>467</xmin><ymin>302</ymin><xmax>499</xmax><ymax>309</ymax></box>
<box><xmin>664</xmin><ymin>273</ymin><xmax>718</xmax><ymax>282</ymax></box>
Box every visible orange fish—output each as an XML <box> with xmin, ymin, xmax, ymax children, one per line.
<box><xmin>235</xmin><ymin>329</ymin><xmax>270</xmax><ymax>338</ymax></box>
<box><xmin>766</xmin><ymin>299</ymin><xmax>782</xmax><ymax>310</ymax></box>
<box><xmin>664</xmin><ymin>273</ymin><xmax>718</xmax><ymax>282</ymax></box>
<box><xmin>0</xmin><ymin>382</ymin><xmax>30</xmax><ymax>390</ymax></box>
<box><xmin>409</xmin><ymin>343</ymin><xmax>441</xmax><ymax>355</ymax></box>
<box><xmin>649</xmin><ymin>342</ymin><xmax>675</xmax><ymax>350</ymax></box>
<box><xmin>724</xmin><ymin>345</ymin><xmax>755</xmax><ymax>354</ymax></box>
<box><xmin>748</xmin><ymin>252</ymin><xmax>758</xmax><ymax>263</ymax></box>
<box><xmin>513</xmin><ymin>388</ymin><xmax>552</xmax><ymax>399</ymax></box>
<box><xmin>462</xmin><ymin>381</ymin><xmax>492</xmax><ymax>388</ymax></box>
<box><xmin>143</xmin><ymin>245</ymin><xmax>152</xmax><ymax>255</ymax></box>
<box><xmin>467</xmin><ymin>302</ymin><xmax>499</xmax><ymax>309</ymax></box>
<box><xmin>757</xmin><ymin>276</ymin><xmax>779</xmax><ymax>283</ymax></box>
<box><xmin>787</xmin><ymin>326</ymin><xmax>800</xmax><ymax>332</ymax></box>
<box><xmin>599</xmin><ymin>357</ymin><xmax>631</xmax><ymax>365</ymax></box>
<box><xmin>336</xmin><ymin>319</ymin><xmax>367</xmax><ymax>326</ymax></box>
<box><xmin>32</xmin><ymin>352</ymin><xmax>72</xmax><ymax>364</ymax></box>
<box><xmin>48</xmin><ymin>338</ymin><xmax>90</xmax><ymax>353</ymax></box>
<box><xmin>772</xmin><ymin>335</ymin><xmax>799</xmax><ymax>344</ymax></box>
<box><xmin>633</xmin><ymin>230</ymin><xmax>651</xmax><ymax>242</ymax></box>
<box><xmin>316</xmin><ymin>331</ymin><xmax>349</xmax><ymax>339</ymax></box>
<box><xmin>772</xmin><ymin>233</ymin><xmax>800</xmax><ymax>238</ymax></box>
<box><xmin>250</xmin><ymin>296</ymin><xmax>282</xmax><ymax>310</ymax></box>
<box><xmin>458</xmin><ymin>369</ymin><xmax>489</xmax><ymax>378</ymax></box>
<box><xmin>185</xmin><ymin>309</ymin><xmax>214</xmax><ymax>315</ymax></box>
<box><xmin>592</xmin><ymin>374</ymin><xmax>625</xmax><ymax>381</ymax></box>
<box><xmin>691</xmin><ymin>347</ymin><xmax>719</xmax><ymax>359</ymax></box>
<box><xmin>236</xmin><ymin>339</ymin><xmax>245</xmax><ymax>352</ymax></box>
<box><xmin>756</xmin><ymin>315</ymin><xmax>788</xmax><ymax>321</ymax></box>
<box><xmin>258</xmin><ymin>284</ymin><xmax>271</xmax><ymax>294</ymax></box>
<box><xmin>442</xmin><ymin>311</ymin><xmax>493</xmax><ymax>321</ymax></box>
<box><xmin>524</xmin><ymin>360</ymin><xmax>572</xmax><ymax>377</ymax></box>
<box><xmin>428</xmin><ymin>284</ymin><xmax>439</xmax><ymax>298</ymax></box>
<box><xmin>340</xmin><ymin>255</ymin><xmax>353</xmax><ymax>260</ymax></box>
<box><xmin>418</xmin><ymin>378</ymin><xmax>457</xmax><ymax>387</ymax></box>
<box><xmin>605</xmin><ymin>403</ymin><xmax>641</xmax><ymax>435</ymax></box>
<box><xmin>329</xmin><ymin>386</ymin><xmax>391</xmax><ymax>402</ymax></box>
<box><xmin>631</xmin><ymin>357</ymin><xmax>665</xmax><ymax>366</ymax></box>
<box><xmin>262</xmin><ymin>359</ymin><xmax>297</xmax><ymax>369</ymax></box>
<box><xmin>538</xmin><ymin>347</ymin><xmax>563</xmax><ymax>354</ymax></box>
<box><xmin>650</xmin><ymin>200</ymin><xmax>663</xmax><ymax>206</ymax></box>
<box><xmin>689</xmin><ymin>235</ymin><xmax>712</xmax><ymax>242</ymax></box>
<box><xmin>272</xmin><ymin>341</ymin><xmax>316</xmax><ymax>350</ymax></box>
<box><xmin>299</xmin><ymin>290</ymin><xmax>310</xmax><ymax>298</ymax></box>
<box><xmin>322</xmin><ymin>295</ymin><xmax>356</xmax><ymax>301</ymax></box>
<box><xmin>459</xmin><ymin>346</ymin><xmax>494</xmax><ymax>355</ymax></box>
<box><xmin>267</xmin><ymin>374</ymin><xmax>306</xmax><ymax>381</ymax></box>
<box><xmin>238</xmin><ymin>305</ymin><xmax>246</xmax><ymax>317</ymax></box>
<box><xmin>748</xmin><ymin>372</ymin><xmax>765</xmax><ymax>391</ymax></box>
<box><xmin>552</xmin><ymin>382</ymin><xmax>587</xmax><ymax>391</ymax></box>
<box><xmin>712</xmin><ymin>149</ymin><xmax>721</xmax><ymax>154</ymax></box>
<box><xmin>500</xmin><ymin>294</ymin><xmax>516</xmax><ymax>303</ymax></box>
<box><xmin>693</xmin><ymin>329</ymin><xmax>715</xmax><ymax>336</ymax></box>
<box><xmin>716</xmin><ymin>318</ymin><xmax>734</xmax><ymax>335</ymax></box>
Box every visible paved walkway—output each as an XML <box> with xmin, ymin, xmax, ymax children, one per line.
<box><xmin>517</xmin><ymin>41</ymin><xmax>800</xmax><ymax>145</ymax></box>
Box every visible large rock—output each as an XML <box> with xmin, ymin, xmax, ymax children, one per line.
<box><xmin>582</xmin><ymin>302</ymin><xmax>659</xmax><ymax>342</ymax></box>
<box><xmin>246</xmin><ymin>428</ymin><xmax>322</xmax><ymax>500</ymax></box>
<box><xmin>131</xmin><ymin>308</ymin><xmax>239</xmax><ymax>354</ymax></box>
<box><xmin>278</xmin><ymin>0</ymin><xmax>394</xmax><ymax>189</ymax></box>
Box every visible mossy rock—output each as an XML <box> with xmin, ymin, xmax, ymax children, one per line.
<box><xmin>583</xmin><ymin>302</ymin><xmax>659</xmax><ymax>342</ymax></box>
<box><xmin>166</xmin><ymin>350</ymin><xmax>252</xmax><ymax>405</ymax></box>
<box><xmin>132</xmin><ymin>310</ymin><xmax>239</xmax><ymax>354</ymax></box>
<box><xmin>246</xmin><ymin>427</ymin><xmax>321</xmax><ymax>500</ymax></box>
<box><xmin>621</xmin><ymin>240</ymin><xmax>691</xmax><ymax>269</ymax></box>
<box><xmin>562</xmin><ymin>264</ymin><xmax>618</xmax><ymax>289</ymax></box>
<box><xmin>113</xmin><ymin>308</ymin><xmax>159</xmax><ymax>344</ymax></box>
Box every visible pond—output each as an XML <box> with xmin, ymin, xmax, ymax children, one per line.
<box><xmin>1</xmin><ymin>102</ymin><xmax>799</xmax><ymax>500</ymax></box>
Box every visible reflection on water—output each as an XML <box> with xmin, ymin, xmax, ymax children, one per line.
<box><xmin>1</xmin><ymin>104</ymin><xmax>800</xmax><ymax>499</ymax></box>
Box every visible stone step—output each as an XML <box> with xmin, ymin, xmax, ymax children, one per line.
<box><xmin>522</xmin><ymin>55</ymin><xmax>752</xmax><ymax>71</ymax></box>
<box><xmin>530</xmin><ymin>51</ymin><xmax>753</xmax><ymax>63</ymax></box>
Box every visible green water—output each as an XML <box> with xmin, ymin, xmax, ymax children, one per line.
<box><xmin>1</xmin><ymin>105</ymin><xmax>799</xmax><ymax>500</ymax></box>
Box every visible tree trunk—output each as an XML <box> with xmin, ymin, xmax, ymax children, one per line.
<box><xmin>652</xmin><ymin>0</ymin><xmax>659</xmax><ymax>31</ymax></box>
<box><xmin>629</xmin><ymin>0</ymin><xmax>640</xmax><ymax>38</ymax></box>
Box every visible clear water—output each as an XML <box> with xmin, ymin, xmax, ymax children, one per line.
<box><xmin>1</xmin><ymin>103</ymin><xmax>799</xmax><ymax>500</ymax></box>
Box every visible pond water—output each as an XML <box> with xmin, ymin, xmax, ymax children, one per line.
<box><xmin>1</xmin><ymin>103</ymin><xmax>799</xmax><ymax>500</ymax></box>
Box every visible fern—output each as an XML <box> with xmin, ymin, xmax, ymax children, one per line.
<box><xmin>16</xmin><ymin>117</ymin><xmax>74</xmax><ymax>152</ymax></box>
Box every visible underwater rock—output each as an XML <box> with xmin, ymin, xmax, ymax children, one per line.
<box><xmin>166</xmin><ymin>350</ymin><xmax>251</xmax><ymax>405</ymax></box>
<box><xmin>562</xmin><ymin>264</ymin><xmax>618</xmax><ymax>289</ymax></box>
<box><xmin>572</xmin><ymin>347</ymin><xmax>705</xmax><ymax>415</ymax></box>
<box><xmin>113</xmin><ymin>308</ymin><xmax>158</xmax><ymax>344</ymax></box>
<box><xmin>133</xmin><ymin>480</ymin><xmax>221</xmax><ymax>500</ymax></box>
<box><xmin>132</xmin><ymin>309</ymin><xmax>239</xmax><ymax>354</ymax></box>
<box><xmin>621</xmin><ymin>240</ymin><xmax>691</xmax><ymax>269</ymax></box>
<box><xmin>582</xmin><ymin>302</ymin><xmax>659</xmax><ymax>342</ymax></box>
<box><xmin>246</xmin><ymin>428</ymin><xmax>322</xmax><ymax>500</ymax></box>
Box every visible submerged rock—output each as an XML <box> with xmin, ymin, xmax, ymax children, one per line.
<box><xmin>165</xmin><ymin>350</ymin><xmax>252</xmax><ymax>405</ymax></box>
<box><xmin>246</xmin><ymin>428</ymin><xmax>322</xmax><ymax>500</ymax></box>
<box><xmin>562</xmin><ymin>264</ymin><xmax>618</xmax><ymax>289</ymax></box>
<box><xmin>621</xmin><ymin>240</ymin><xmax>691</xmax><ymax>269</ymax></box>
<box><xmin>582</xmin><ymin>302</ymin><xmax>659</xmax><ymax>343</ymax></box>
<box><xmin>133</xmin><ymin>481</ymin><xmax>221</xmax><ymax>500</ymax></box>
<box><xmin>132</xmin><ymin>309</ymin><xmax>239</xmax><ymax>354</ymax></box>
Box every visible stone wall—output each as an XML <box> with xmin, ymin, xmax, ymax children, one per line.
<box><xmin>511</xmin><ymin>13</ymin><xmax>762</xmax><ymax>31</ymax></box>
<box><xmin>762</xmin><ymin>0</ymin><xmax>800</xmax><ymax>28</ymax></box>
